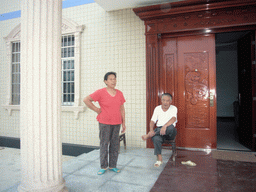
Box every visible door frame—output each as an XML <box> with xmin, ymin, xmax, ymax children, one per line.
<box><xmin>133</xmin><ymin>0</ymin><xmax>256</xmax><ymax>149</ymax></box>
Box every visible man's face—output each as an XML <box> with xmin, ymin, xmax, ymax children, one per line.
<box><xmin>161</xmin><ymin>95</ymin><xmax>172</xmax><ymax>110</ymax></box>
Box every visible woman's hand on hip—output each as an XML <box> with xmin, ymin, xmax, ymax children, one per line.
<box><xmin>95</xmin><ymin>107</ymin><xmax>101</xmax><ymax>114</ymax></box>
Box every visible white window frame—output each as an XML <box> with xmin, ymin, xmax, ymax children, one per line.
<box><xmin>11</xmin><ymin>41</ymin><xmax>21</xmax><ymax>105</ymax></box>
<box><xmin>3</xmin><ymin>18</ymin><xmax>85</xmax><ymax>119</ymax></box>
<box><xmin>62</xmin><ymin>57</ymin><xmax>75</xmax><ymax>106</ymax></box>
<box><xmin>61</xmin><ymin>34</ymin><xmax>75</xmax><ymax>106</ymax></box>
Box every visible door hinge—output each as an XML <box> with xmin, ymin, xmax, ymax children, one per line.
<box><xmin>252</xmin><ymin>41</ymin><xmax>255</xmax><ymax>45</ymax></box>
<box><xmin>254</xmin><ymin>134</ymin><xmax>256</xmax><ymax>138</ymax></box>
<box><xmin>253</xmin><ymin>61</ymin><xmax>256</xmax><ymax>65</ymax></box>
<box><xmin>158</xmin><ymin>33</ymin><xmax>161</xmax><ymax>39</ymax></box>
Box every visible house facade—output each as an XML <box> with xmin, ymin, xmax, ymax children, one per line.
<box><xmin>1</xmin><ymin>0</ymin><xmax>255</xmax><ymax>190</ymax></box>
<box><xmin>0</xmin><ymin>0</ymin><xmax>147</xmax><ymax>150</ymax></box>
<box><xmin>1</xmin><ymin>0</ymin><xmax>255</xmax><ymax>152</ymax></box>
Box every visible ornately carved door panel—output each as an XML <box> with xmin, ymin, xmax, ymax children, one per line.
<box><xmin>159</xmin><ymin>37</ymin><xmax>177</xmax><ymax>105</ymax></box>
<box><xmin>160</xmin><ymin>34</ymin><xmax>217</xmax><ymax>149</ymax></box>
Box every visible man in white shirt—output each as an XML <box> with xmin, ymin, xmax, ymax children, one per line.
<box><xmin>142</xmin><ymin>93</ymin><xmax>177</xmax><ymax>167</ymax></box>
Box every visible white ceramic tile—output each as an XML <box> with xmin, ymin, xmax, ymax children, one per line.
<box><xmin>0</xmin><ymin>147</ymin><xmax>170</xmax><ymax>191</ymax></box>
<box><xmin>75</xmin><ymin>150</ymin><xmax>100</xmax><ymax>161</ymax></box>
<box><xmin>62</xmin><ymin>158</ymin><xmax>91</xmax><ymax>174</ymax></box>
<box><xmin>99</xmin><ymin>180</ymin><xmax>151</xmax><ymax>192</ymax></box>
<box><xmin>110</xmin><ymin>166</ymin><xmax>161</xmax><ymax>187</ymax></box>
<box><xmin>2</xmin><ymin>182</ymin><xmax>20</xmax><ymax>192</ymax></box>
<box><xmin>126</xmin><ymin>156</ymin><xmax>162</xmax><ymax>169</ymax></box>
<box><xmin>1</xmin><ymin>0</ymin><xmax>147</xmax><ymax>154</ymax></box>
<box><xmin>0</xmin><ymin>148</ymin><xmax>21</xmax><ymax>191</ymax></box>
<box><xmin>64</xmin><ymin>174</ymin><xmax>104</xmax><ymax>192</ymax></box>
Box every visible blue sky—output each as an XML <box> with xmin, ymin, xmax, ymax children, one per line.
<box><xmin>0</xmin><ymin>0</ymin><xmax>95</xmax><ymax>21</ymax></box>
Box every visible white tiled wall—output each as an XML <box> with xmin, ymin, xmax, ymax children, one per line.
<box><xmin>0</xmin><ymin>18</ymin><xmax>21</xmax><ymax>138</ymax></box>
<box><xmin>0</xmin><ymin>0</ymin><xmax>20</xmax><ymax>14</ymax></box>
<box><xmin>0</xmin><ymin>2</ymin><xmax>147</xmax><ymax>148</ymax></box>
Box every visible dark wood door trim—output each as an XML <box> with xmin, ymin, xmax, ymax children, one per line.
<box><xmin>145</xmin><ymin>34</ymin><xmax>160</xmax><ymax>148</ymax></box>
<box><xmin>134</xmin><ymin>0</ymin><xmax>256</xmax><ymax>21</ymax></box>
<box><xmin>134</xmin><ymin>0</ymin><xmax>256</xmax><ymax>35</ymax></box>
<box><xmin>252</xmin><ymin>31</ymin><xmax>256</xmax><ymax>151</ymax></box>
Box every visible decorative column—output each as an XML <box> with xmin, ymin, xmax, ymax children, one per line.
<box><xmin>19</xmin><ymin>0</ymin><xmax>67</xmax><ymax>191</ymax></box>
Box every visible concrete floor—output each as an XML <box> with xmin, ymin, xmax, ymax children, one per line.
<box><xmin>0</xmin><ymin>146</ymin><xmax>171</xmax><ymax>192</ymax></box>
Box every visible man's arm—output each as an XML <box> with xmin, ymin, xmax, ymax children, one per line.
<box><xmin>163</xmin><ymin>117</ymin><xmax>176</xmax><ymax>127</ymax></box>
<box><xmin>160</xmin><ymin>117</ymin><xmax>176</xmax><ymax>135</ymax></box>
<box><xmin>149</xmin><ymin>120</ymin><xmax>155</xmax><ymax>132</ymax></box>
<box><xmin>148</xmin><ymin>120</ymin><xmax>156</xmax><ymax>137</ymax></box>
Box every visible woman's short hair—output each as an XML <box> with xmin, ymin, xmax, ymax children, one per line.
<box><xmin>161</xmin><ymin>93</ymin><xmax>173</xmax><ymax>100</ymax></box>
<box><xmin>104</xmin><ymin>72</ymin><xmax>116</xmax><ymax>81</ymax></box>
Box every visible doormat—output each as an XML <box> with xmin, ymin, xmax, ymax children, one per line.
<box><xmin>212</xmin><ymin>150</ymin><xmax>256</xmax><ymax>162</ymax></box>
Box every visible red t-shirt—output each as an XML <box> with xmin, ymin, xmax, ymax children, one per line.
<box><xmin>90</xmin><ymin>88</ymin><xmax>126</xmax><ymax>125</ymax></box>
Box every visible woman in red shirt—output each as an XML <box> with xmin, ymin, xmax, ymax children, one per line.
<box><xmin>83</xmin><ymin>72</ymin><xmax>126</xmax><ymax>175</ymax></box>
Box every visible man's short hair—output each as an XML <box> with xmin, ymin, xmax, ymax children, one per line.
<box><xmin>104</xmin><ymin>72</ymin><xmax>116</xmax><ymax>81</ymax></box>
<box><xmin>161</xmin><ymin>93</ymin><xmax>173</xmax><ymax>100</ymax></box>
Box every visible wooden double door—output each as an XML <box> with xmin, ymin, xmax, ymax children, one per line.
<box><xmin>158</xmin><ymin>34</ymin><xmax>217</xmax><ymax>149</ymax></box>
<box><xmin>133</xmin><ymin>0</ymin><xmax>256</xmax><ymax>151</ymax></box>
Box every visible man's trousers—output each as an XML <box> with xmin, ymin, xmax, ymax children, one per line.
<box><xmin>151</xmin><ymin>125</ymin><xmax>177</xmax><ymax>155</ymax></box>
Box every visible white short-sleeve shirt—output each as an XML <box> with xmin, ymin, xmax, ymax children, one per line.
<box><xmin>151</xmin><ymin>105</ymin><xmax>178</xmax><ymax>127</ymax></box>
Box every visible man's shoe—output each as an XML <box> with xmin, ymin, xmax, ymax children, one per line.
<box><xmin>154</xmin><ymin>161</ymin><xmax>163</xmax><ymax>167</ymax></box>
<box><xmin>181</xmin><ymin>160</ymin><xmax>196</xmax><ymax>166</ymax></box>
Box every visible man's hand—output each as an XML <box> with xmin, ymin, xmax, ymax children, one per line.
<box><xmin>148</xmin><ymin>130</ymin><xmax>155</xmax><ymax>137</ymax></box>
<box><xmin>160</xmin><ymin>126</ymin><xmax>167</xmax><ymax>135</ymax></box>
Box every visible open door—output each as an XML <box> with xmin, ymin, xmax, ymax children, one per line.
<box><xmin>238</xmin><ymin>31</ymin><xmax>256</xmax><ymax>151</ymax></box>
<box><xmin>253</xmin><ymin>31</ymin><xmax>256</xmax><ymax>151</ymax></box>
<box><xmin>160</xmin><ymin>34</ymin><xmax>217</xmax><ymax>149</ymax></box>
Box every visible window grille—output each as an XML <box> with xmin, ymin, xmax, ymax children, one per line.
<box><xmin>11</xmin><ymin>42</ymin><xmax>20</xmax><ymax>105</ymax></box>
<box><xmin>4</xmin><ymin>20</ymin><xmax>84</xmax><ymax>118</ymax></box>
<box><xmin>61</xmin><ymin>35</ymin><xmax>75</xmax><ymax>106</ymax></box>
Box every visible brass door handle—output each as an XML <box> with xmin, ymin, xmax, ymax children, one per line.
<box><xmin>208</xmin><ymin>92</ymin><xmax>214</xmax><ymax>107</ymax></box>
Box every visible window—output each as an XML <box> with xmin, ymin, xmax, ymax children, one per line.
<box><xmin>8</xmin><ymin>36</ymin><xmax>76</xmax><ymax>106</ymax></box>
<box><xmin>4</xmin><ymin>19</ymin><xmax>85</xmax><ymax>119</ymax></box>
<box><xmin>11</xmin><ymin>42</ymin><xmax>21</xmax><ymax>105</ymax></box>
<box><xmin>62</xmin><ymin>35</ymin><xmax>75</xmax><ymax>106</ymax></box>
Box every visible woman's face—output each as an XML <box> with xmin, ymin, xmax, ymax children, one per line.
<box><xmin>104</xmin><ymin>74</ymin><xmax>116</xmax><ymax>88</ymax></box>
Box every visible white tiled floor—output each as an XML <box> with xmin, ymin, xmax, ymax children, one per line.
<box><xmin>0</xmin><ymin>146</ymin><xmax>172</xmax><ymax>192</ymax></box>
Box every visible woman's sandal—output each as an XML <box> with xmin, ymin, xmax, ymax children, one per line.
<box><xmin>97</xmin><ymin>169</ymin><xmax>107</xmax><ymax>175</ymax></box>
<box><xmin>154</xmin><ymin>161</ymin><xmax>163</xmax><ymax>167</ymax></box>
<box><xmin>109</xmin><ymin>168</ymin><xmax>121</xmax><ymax>173</ymax></box>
